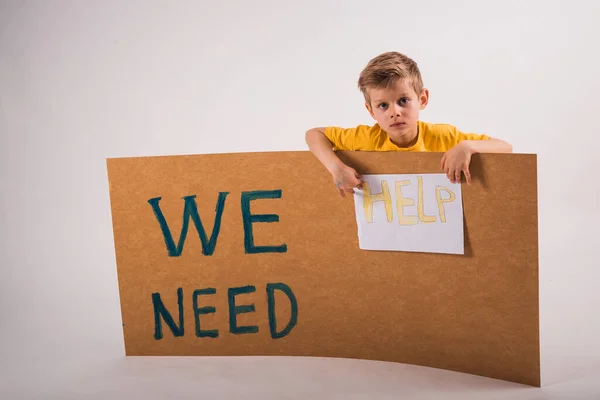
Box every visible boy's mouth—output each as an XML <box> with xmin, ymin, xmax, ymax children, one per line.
<box><xmin>390</xmin><ymin>122</ymin><xmax>405</xmax><ymax>127</ymax></box>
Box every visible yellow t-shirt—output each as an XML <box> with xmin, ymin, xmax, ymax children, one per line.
<box><xmin>324</xmin><ymin>120</ymin><xmax>490</xmax><ymax>152</ymax></box>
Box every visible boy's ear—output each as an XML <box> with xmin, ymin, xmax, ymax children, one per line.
<box><xmin>419</xmin><ymin>88</ymin><xmax>430</xmax><ymax>110</ymax></box>
<box><xmin>365</xmin><ymin>102</ymin><xmax>376</xmax><ymax>119</ymax></box>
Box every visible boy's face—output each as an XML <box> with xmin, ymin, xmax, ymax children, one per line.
<box><xmin>365</xmin><ymin>79</ymin><xmax>429</xmax><ymax>147</ymax></box>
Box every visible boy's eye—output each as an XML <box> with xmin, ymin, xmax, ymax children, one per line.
<box><xmin>399</xmin><ymin>97</ymin><xmax>409</xmax><ymax>105</ymax></box>
<box><xmin>378</xmin><ymin>103</ymin><xmax>388</xmax><ymax>109</ymax></box>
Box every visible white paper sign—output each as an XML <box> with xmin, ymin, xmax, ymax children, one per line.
<box><xmin>353</xmin><ymin>173</ymin><xmax>464</xmax><ymax>255</ymax></box>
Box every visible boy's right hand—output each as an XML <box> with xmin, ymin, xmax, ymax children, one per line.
<box><xmin>304</xmin><ymin>127</ymin><xmax>364</xmax><ymax>197</ymax></box>
<box><xmin>332</xmin><ymin>165</ymin><xmax>365</xmax><ymax>197</ymax></box>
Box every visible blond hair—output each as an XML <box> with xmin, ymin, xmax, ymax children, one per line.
<box><xmin>358</xmin><ymin>52</ymin><xmax>424</xmax><ymax>103</ymax></box>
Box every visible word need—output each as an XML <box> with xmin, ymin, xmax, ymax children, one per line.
<box><xmin>152</xmin><ymin>282</ymin><xmax>298</xmax><ymax>340</ymax></box>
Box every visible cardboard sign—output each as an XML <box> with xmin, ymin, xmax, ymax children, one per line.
<box><xmin>106</xmin><ymin>150</ymin><xmax>540</xmax><ymax>386</ymax></box>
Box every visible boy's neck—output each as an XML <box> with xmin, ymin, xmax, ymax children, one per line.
<box><xmin>388</xmin><ymin>124</ymin><xmax>419</xmax><ymax>148</ymax></box>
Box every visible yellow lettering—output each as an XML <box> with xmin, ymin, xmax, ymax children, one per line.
<box><xmin>435</xmin><ymin>186</ymin><xmax>456</xmax><ymax>223</ymax></box>
<box><xmin>363</xmin><ymin>181</ymin><xmax>393</xmax><ymax>223</ymax></box>
<box><xmin>417</xmin><ymin>176</ymin><xmax>436</xmax><ymax>223</ymax></box>
<box><xmin>395</xmin><ymin>180</ymin><xmax>417</xmax><ymax>225</ymax></box>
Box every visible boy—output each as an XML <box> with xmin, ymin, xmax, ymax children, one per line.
<box><xmin>305</xmin><ymin>51</ymin><xmax>513</xmax><ymax>197</ymax></box>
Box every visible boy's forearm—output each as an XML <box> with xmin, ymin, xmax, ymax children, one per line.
<box><xmin>305</xmin><ymin>128</ymin><xmax>345</xmax><ymax>173</ymax></box>
<box><xmin>466</xmin><ymin>138</ymin><xmax>513</xmax><ymax>154</ymax></box>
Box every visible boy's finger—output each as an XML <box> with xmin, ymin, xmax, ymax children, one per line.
<box><xmin>464</xmin><ymin>168</ymin><xmax>471</xmax><ymax>185</ymax></box>
<box><xmin>455</xmin><ymin>169</ymin><xmax>461</xmax><ymax>183</ymax></box>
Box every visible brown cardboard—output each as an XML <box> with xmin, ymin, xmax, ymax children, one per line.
<box><xmin>106</xmin><ymin>150</ymin><xmax>539</xmax><ymax>386</ymax></box>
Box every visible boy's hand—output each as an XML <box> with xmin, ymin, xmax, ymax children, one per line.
<box><xmin>441</xmin><ymin>141</ymin><xmax>474</xmax><ymax>184</ymax></box>
<box><xmin>332</xmin><ymin>164</ymin><xmax>365</xmax><ymax>197</ymax></box>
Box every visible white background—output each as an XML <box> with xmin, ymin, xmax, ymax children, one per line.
<box><xmin>1</xmin><ymin>1</ymin><xmax>599</xmax><ymax>398</ymax></box>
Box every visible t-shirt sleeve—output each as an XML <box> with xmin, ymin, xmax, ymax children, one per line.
<box><xmin>456</xmin><ymin>130</ymin><xmax>490</xmax><ymax>141</ymax></box>
<box><xmin>323</xmin><ymin>126</ymin><xmax>358</xmax><ymax>150</ymax></box>
<box><xmin>426</xmin><ymin>123</ymin><xmax>491</xmax><ymax>151</ymax></box>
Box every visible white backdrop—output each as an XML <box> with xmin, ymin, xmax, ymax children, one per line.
<box><xmin>1</xmin><ymin>1</ymin><xmax>599</xmax><ymax>398</ymax></box>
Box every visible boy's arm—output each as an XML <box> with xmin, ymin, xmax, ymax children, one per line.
<box><xmin>305</xmin><ymin>128</ymin><xmax>346</xmax><ymax>174</ymax></box>
<box><xmin>464</xmin><ymin>137</ymin><xmax>513</xmax><ymax>154</ymax></box>
<box><xmin>442</xmin><ymin>136</ymin><xmax>513</xmax><ymax>184</ymax></box>
<box><xmin>305</xmin><ymin>127</ymin><xmax>364</xmax><ymax>197</ymax></box>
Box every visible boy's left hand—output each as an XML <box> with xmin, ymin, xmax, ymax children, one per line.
<box><xmin>441</xmin><ymin>141</ymin><xmax>473</xmax><ymax>185</ymax></box>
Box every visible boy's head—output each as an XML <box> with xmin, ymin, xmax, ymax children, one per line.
<box><xmin>358</xmin><ymin>52</ymin><xmax>429</xmax><ymax>146</ymax></box>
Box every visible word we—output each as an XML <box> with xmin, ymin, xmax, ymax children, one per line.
<box><xmin>152</xmin><ymin>282</ymin><xmax>298</xmax><ymax>340</ymax></box>
<box><xmin>147</xmin><ymin>190</ymin><xmax>286</xmax><ymax>257</ymax></box>
<box><xmin>363</xmin><ymin>176</ymin><xmax>456</xmax><ymax>225</ymax></box>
